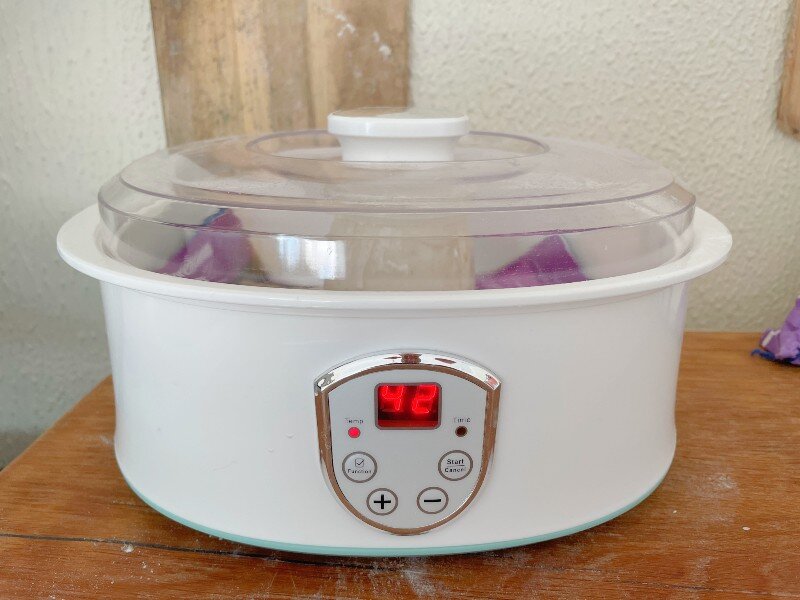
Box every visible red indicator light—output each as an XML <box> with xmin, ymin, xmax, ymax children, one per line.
<box><xmin>376</xmin><ymin>383</ymin><xmax>441</xmax><ymax>429</ymax></box>
<box><xmin>348</xmin><ymin>427</ymin><xmax>361</xmax><ymax>438</ymax></box>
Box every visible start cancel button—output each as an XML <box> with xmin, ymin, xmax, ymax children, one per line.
<box><xmin>438</xmin><ymin>450</ymin><xmax>473</xmax><ymax>481</ymax></box>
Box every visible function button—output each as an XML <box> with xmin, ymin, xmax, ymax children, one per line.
<box><xmin>367</xmin><ymin>488</ymin><xmax>398</xmax><ymax>516</ymax></box>
<box><xmin>342</xmin><ymin>452</ymin><xmax>377</xmax><ymax>483</ymax></box>
<box><xmin>417</xmin><ymin>487</ymin><xmax>449</xmax><ymax>514</ymax></box>
<box><xmin>438</xmin><ymin>450</ymin><xmax>473</xmax><ymax>481</ymax></box>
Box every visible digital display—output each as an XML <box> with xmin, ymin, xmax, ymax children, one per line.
<box><xmin>376</xmin><ymin>383</ymin><xmax>441</xmax><ymax>429</ymax></box>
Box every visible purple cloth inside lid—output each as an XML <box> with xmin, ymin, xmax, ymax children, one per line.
<box><xmin>160</xmin><ymin>209</ymin><xmax>252</xmax><ymax>283</ymax></box>
<box><xmin>475</xmin><ymin>235</ymin><xmax>587</xmax><ymax>290</ymax></box>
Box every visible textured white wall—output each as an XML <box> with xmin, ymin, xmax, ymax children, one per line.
<box><xmin>412</xmin><ymin>0</ymin><xmax>800</xmax><ymax>330</ymax></box>
<box><xmin>0</xmin><ymin>0</ymin><xmax>165</xmax><ymax>465</ymax></box>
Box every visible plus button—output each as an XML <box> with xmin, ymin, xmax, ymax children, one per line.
<box><xmin>373</xmin><ymin>494</ymin><xmax>392</xmax><ymax>510</ymax></box>
<box><xmin>367</xmin><ymin>488</ymin><xmax>398</xmax><ymax>515</ymax></box>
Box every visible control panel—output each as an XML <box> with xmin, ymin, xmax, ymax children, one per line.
<box><xmin>315</xmin><ymin>352</ymin><xmax>501</xmax><ymax>535</ymax></box>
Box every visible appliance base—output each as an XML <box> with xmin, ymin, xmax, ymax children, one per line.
<box><xmin>122</xmin><ymin>469</ymin><xmax>668</xmax><ymax>558</ymax></box>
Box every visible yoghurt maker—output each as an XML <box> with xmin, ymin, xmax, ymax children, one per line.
<box><xmin>58</xmin><ymin>108</ymin><xmax>731</xmax><ymax>556</ymax></box>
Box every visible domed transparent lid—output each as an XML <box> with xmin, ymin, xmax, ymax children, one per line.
<box><xmin>99</xmin><ymin>108</ymin><xmax>694</xmax><ymax>290</ymax></box>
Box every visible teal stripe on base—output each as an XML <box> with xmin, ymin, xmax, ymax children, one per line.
<box><xmin>123</xmin><ymin>474</ymin><xmax>666</xmax><ymax>557</ymax></box>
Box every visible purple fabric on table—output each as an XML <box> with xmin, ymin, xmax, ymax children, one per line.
<box><xmin>475</xmin><ymin>235</ymin><xmax>587</xmax><ymax>290</ymax></box>
<box><xmin>160</xmin><ymin>209</ymin><xmax>252</xmax><ymax>284</ymax></box>
<box><xmin>753</xmin><ymin>297</ymin><xmax>800</xmax><ymax>366</ymax></box>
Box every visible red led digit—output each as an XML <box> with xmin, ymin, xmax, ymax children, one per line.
<box><xmin>377</xmin><ymin>385</ymin><xmax>406</xmax><ymax>413</ymax></box>
<box><xmin>410</xmin><ymin>384</ymin><xmax>438</xmax><ymax>415</ymax></box>
<box><xmin>376</xmin><ymin>383</ymin><xmax>440</xmax><ymax>428</ymax></box>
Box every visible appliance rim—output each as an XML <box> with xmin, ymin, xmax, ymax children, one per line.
<box><xmin>57</xmin><ymin>206</ymin><xmax>731</xmax><ymax>311</ymax></box>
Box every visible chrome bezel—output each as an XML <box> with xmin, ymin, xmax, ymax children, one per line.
<box><xmin>314</xmin><ymin>351</ymin><xmax>501</xmax><ymax>535</ymax></box>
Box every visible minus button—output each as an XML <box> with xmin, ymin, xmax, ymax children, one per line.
<box><xmin>417</xmin><ymin>487</ymin><xmax>448</xmax><ymax>514</ymax></box>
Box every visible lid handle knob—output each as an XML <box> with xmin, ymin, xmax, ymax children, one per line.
<box><xmin>327</xmin><ymin>107</ymin><xmax>469</xmax><ymax>162</ymax></box>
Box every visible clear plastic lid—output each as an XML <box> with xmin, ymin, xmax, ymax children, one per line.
<box><xmin>99</xmin><ymin>108</ymin><xmax>694</xmax><ymax>291</ymax></box>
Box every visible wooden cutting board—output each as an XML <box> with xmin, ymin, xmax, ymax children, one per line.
<box><xmin>779</xmin><ymin>0</ymin><xmax>800</xmax><ymax>136</ymax></box>
<box><xmin>151</xmin><ymin>0</ymin><xmax>409</xmax><ymax>145</ymax></box>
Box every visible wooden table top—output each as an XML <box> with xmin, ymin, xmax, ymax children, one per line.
<box><xmin>1</xmin><ymin>332</ymin><xmax>798</xmax><ymax>599</ymax></box>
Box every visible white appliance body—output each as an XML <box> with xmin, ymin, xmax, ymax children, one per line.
<box><xmin>58</xmin><ymin>206</ymin><xmax>731</xmax><ymax>556</ymax></box>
